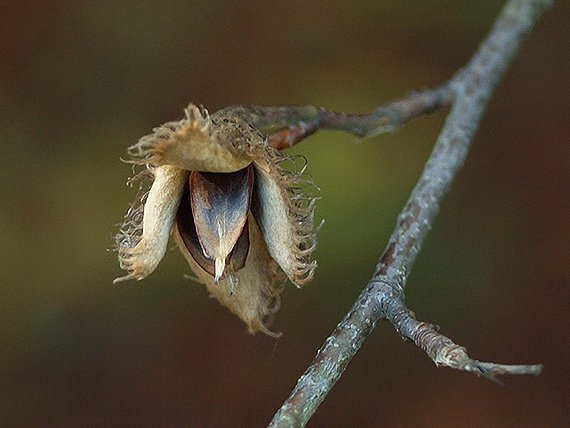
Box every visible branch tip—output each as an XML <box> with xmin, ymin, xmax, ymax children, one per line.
<box><xmin>467</xmin><ymin>360</ymin><xmax>544</xmax><ymax>383</ymax></box>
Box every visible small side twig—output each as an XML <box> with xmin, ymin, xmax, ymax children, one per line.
<box><xmin>268</xmin><ymin>0</ymin><xmax>552</xmax><ymax>426</ymax></box>
<box><xmin>382</xmin><ymin>288</ymin><xmax>542</xmax><ymax>384</ymax></box>
<box><xmin>267</xmin><ymin>84</ymin><xmax>453</xmax><ymax>150</ymax></box>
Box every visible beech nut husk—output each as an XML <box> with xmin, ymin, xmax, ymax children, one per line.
<box><xmin>114</xmin><ymin>105</ymin><xmax>319</xmax><ymax>335</ymax></box>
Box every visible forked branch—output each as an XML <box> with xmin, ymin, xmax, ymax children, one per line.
<box><xmin>268</xmin><ymin>0</ymin><xmax>552</xmax><ymax>426</ymax></box>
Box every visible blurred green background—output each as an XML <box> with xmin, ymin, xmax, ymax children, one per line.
<box><xmin>1</xmin><ymin>1</ymin><xmax>569</xmax><ymax>426</ymax></box>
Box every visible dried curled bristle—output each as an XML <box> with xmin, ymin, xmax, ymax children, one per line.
<box><xmin>126</xmin><ymin>105</ymin><xmax>251</xmax><ymax>173</ymax></box>
<box><xmin>278</xmin><ymin>155</ymin><xmax>319</xmax><ymax>285</ymax></box>
<box><xmin>127</xmin><ymin>105</ymin><xmax>212</xmax><ymax>165</ymax></box>
<box><xmin>114</xmin><ymin>165</ymin><xmax>189</xmax><ymax>283</ymax></box>
<box><xmin>114</xmin><ymin>170</ymin><xmax>151</xmax><ymax>264</ymax></box>
<box><xmin>247</xmin><ymin>144</ymin><xmax>319</xmax><ymax>287</ymax></box>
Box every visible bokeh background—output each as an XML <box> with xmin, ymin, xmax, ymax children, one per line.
<box><xmin>1</xmin><ymin>0</ymin><xmax>568</xmax><ymax>427</ymax></box>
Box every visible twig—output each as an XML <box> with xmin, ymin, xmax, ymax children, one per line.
<box><xmin>267</xmin><ymin>84</ymin><xmax>453</xmax><ymax>150</ymax></box>
<box><xmin>268</xmin><ymin>0</ymin><xmax>552</xmax><ymax>426</ymax></box>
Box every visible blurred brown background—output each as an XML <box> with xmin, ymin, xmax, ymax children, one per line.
<box><xmin>1</xmin><ymin>0</ymin><xmax>568</xmax><ymax>427</ymax></box>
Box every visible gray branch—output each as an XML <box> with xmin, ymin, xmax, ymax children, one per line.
<box><xmin>268</xmin><ymin>0</ymin><xmax>552</xmax><ymax>426</ymax></box>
